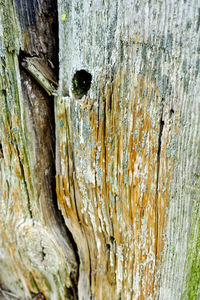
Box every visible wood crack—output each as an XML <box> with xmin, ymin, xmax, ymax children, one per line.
<box><xmin>15</xmin><ymin>142</ymin><xmax>33</xmax><ymax>218</ymax></box>
<box><xmin>155</xmin><ymin>103</ymin><xmax>164</xmax><ymax>259</ymax></box>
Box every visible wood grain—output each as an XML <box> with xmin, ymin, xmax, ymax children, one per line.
<box><xmin>56</xmin><ymin>0</ymin><xmax>200</xmax><ymax>299</ymax></box>
<box><xmin>0</xmin><ymin>0</ymin><xmax>199</xmax><ymax>299</ymax></box>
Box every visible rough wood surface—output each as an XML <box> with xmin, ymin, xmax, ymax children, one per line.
<box><xmin>0</xmin><ymin>1</ymin><xmax>78</xmax><ymax>299</ymax></box>
<box><xmin>0</xmin><ymin>0</ymin><xmax>199</xmax><ymax>299</ymax></box>
<box><xmin>56</xmin><ymin>0</ymin><xmax>200</xmax><ymax>299</ymax></box>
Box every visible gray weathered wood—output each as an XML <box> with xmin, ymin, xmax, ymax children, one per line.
<box><xmin>56</xmin><ymin>0</ymin><xmax>200</xmax><ymax>299</ymax></box>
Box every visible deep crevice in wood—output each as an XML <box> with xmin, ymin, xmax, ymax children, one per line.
<box><xmin>157</xmin><ymin>120</ymin><xmax>164</xmax><ymax>163</ymax></box>
<box><xmin>170</xmin><ymin>108</ymin><xmax>174</xmax><ymax>118</ymax></box>
<box><xmin>0</xmin><ymin>143</ymin><xmax>3</xmax><ymax>159</ymax></box>
<box><xmin>155</xmin><ymin>104</ymin><xmax>164</xmax><ymax>259</ymax></box>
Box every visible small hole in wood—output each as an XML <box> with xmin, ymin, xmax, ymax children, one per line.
<box><xmin>72</xmin><ymin>70</ymin><xmax>92</xmax><ymax>98</ymax></box>
<box><xmin>170</xmin><ymin>109</ymin><xmax>174</xmax><ymax>117</ymax></box>
<box><xmin>106</xmin><ymin>243</ymin><xmax>111</xmax><ymax>250</ymax></box>
<box><xmin>0</xmin><ymin>144</ymin><xmax>3</xmax><ymax>158</ymax></box>
<box><xmin>110</xmin><ymin>236</ymin><xmax>115</xmax><ymax>244</ymax></box>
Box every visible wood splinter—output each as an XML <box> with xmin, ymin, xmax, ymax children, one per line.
<box><xmin>21</xmin><ymin>57</ymin><xmax>58</xmax><ymax>96</ymax></box>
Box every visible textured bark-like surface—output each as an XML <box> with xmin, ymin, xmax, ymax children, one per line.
<box><xmin>56</xmin><ymin>0</ymin><xmax>200</xmax><ymax>299</ymax></box>
<box><xmin>0</xmin><ymin>1</ymin><xmax>77</xmax><ymax>299</ymax></box>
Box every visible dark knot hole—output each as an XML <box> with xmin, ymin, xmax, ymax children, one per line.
<box><xmin>72</xmin><ymin>69</ymin><xmax>92</xmax><ymax>98</ymax></box>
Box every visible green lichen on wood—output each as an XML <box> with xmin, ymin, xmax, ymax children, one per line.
<box><xmin>182</xmin><ymin>207</ymin><xmax>200</xmax><ymax>300</ymax></box>
<box><xmin>0</xmin><ymin>0</ymin><xmax>21</xmax><ymax>54</ymax></box>
<box><xmin>0</xmin><ymin>52</ymin><xmax>35</xmax><ymax>219</ymax></box>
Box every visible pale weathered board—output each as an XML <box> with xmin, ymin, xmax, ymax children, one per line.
<box><xmin>56</xmin><ymin>0</ymin><xmax>200</xmax><ymax>299</ymax></box>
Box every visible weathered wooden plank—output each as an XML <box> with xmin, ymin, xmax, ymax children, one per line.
<box><xmin>0</xmin><ymin>0</ymin><xmax>78</xmax><ymax>299</ymax></box>
<box><xmin>56</xmin><ymin>0</ymin><xmax>200</xmax><ymax>299</ymax></box>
